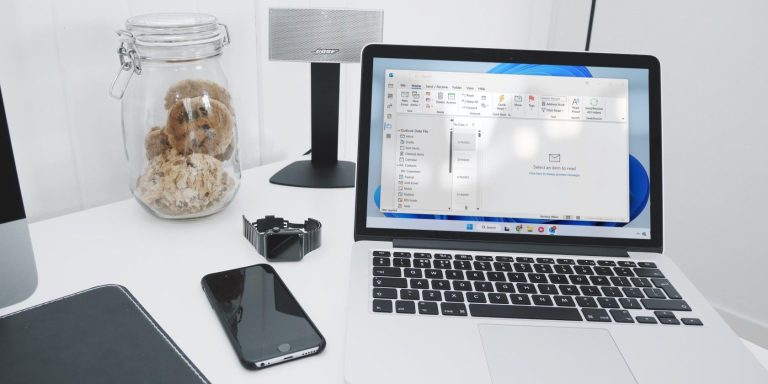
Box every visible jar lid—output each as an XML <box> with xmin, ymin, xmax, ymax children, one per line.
<box><xmin>125</xmin><ymin>13</ymin><xmax>228</xmax><ymax>47</ymax></box>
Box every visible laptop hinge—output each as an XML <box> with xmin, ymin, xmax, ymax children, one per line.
<box><xmin>392</xmin><ymin>238</ymin><xmax>629</xmax><ymax>258</ymax></box>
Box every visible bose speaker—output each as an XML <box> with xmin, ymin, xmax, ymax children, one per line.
<box><xmin>269</xmin><ymin>8</ymin><xmax>383</xmax><ymax>63</ymax></box>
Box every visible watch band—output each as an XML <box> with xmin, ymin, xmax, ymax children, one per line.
<box><xmin>242</xmin><ymin>215</ymin><xmax>322</xmax><ymax>259</ymax></box>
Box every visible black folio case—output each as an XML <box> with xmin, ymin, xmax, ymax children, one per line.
<box><xmin>0</xmin><ymin>285</ymin><xmax>209</xmax><ymax>383</ymax></box>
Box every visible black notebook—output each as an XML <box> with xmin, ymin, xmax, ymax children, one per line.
<box><xmin>0</xmin><ymin>285</ymin><xmax>209</xmax><ymax>383</ymax></box>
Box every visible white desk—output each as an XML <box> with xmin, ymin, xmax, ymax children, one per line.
<box><xmin>2</xmin><ymin>159</ymin><xmax>767</xmax><ymax>382</ymax></box>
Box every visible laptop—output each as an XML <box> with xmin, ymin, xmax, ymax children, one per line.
<box><xmin>344</xmin><ymin>45</ymin><xmax>768</xmax><ymax>384</ymax></box>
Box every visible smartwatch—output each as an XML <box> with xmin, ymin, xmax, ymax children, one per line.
<box><xmin>242</xmin><ymin>215</ymin><xmax>322</xmax><ymax>261</ymax></box>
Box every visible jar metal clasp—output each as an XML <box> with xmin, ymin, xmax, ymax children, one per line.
<box><xmin>109</xmin><ymin>30</ymin><xmax>142</xmax><ymax>100</ymax></box>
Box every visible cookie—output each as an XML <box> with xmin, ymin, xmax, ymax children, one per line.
<box><xmin>165</xmin><ymin>96</ymin><xmax>234</xmax><ymax>156</ymax></box>
<box><xmin>136</xmin><ymin>150</ymin><xmax>235</xmax><ymax>216</ymax></box>
<box><xmin>164</xmin><ymin>79</ymin><xmax>233</xmax><ymax>112</ymax></box>
<box><xmin>144</xmin><ymin>126</ymin><xmax>170</xmax><ymax>159</ymax></box>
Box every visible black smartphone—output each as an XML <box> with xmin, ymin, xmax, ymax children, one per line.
<box><xmin>201</xmin><ymin>264</ymin><xmax>325</xmax><ymax>369</ymax></box>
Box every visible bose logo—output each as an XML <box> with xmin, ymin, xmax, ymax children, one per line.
<box><xmin>313</xmin><ymin>48</ymin><xmax>340</xmax><ymax>55</ymax></box>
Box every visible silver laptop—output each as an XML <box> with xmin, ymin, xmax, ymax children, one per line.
<box><xmin>344</xmin><ymin>45</ymin><xmax>768</xmax><ymax>384</ymax></box>
<box><xmin>0</xmin><ymin>86</ymin><xmax>38</xmax><ymax>309</ymax></box>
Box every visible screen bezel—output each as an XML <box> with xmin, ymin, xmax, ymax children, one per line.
<box><xmin>0</xmin><ymin>86</ymin><xmax>27</xmax><ymax>224</ymax></box>
<box><xmin>354</xmin><ymin>44</ymin><xmax>662</xmax><ymax>253</ymax></box>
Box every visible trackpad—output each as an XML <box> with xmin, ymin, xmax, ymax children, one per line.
<box><xmin>478</xmin><ymin>324</ymin><xmax>637</xmax><ymax>384</ymax></box>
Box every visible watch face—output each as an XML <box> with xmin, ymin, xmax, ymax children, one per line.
<box><xmin>266</xmin><ymin>232</ymin><xmax>303</xmax><ymax>261</ymax></box>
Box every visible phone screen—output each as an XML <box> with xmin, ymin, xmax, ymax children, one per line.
<box><xmin>202</xmin><ymin>264</ymin><xmax>324</xmax><ymax>367</ymax></box>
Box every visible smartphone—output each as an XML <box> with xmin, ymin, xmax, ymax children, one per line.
<box><xmin>201</xmin><ymin>264</ymin><xmax>325</xmax><ymax>369</ymax></box>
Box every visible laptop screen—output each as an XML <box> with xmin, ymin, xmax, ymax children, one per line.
<box><xmin>362</xmin><ymin>57</ymin><xmax>654</xmax><ymax>242</ymax></box>
<box><xmin>0</xmin><ymin>87</ymin><xmax>27</xmax><ymax>224</ymax></box>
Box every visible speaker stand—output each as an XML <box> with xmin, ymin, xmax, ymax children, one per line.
<box><xmin>270</xmin><ymin>62</ymin><xmax>356</xmax><ymax>188</ymax></box>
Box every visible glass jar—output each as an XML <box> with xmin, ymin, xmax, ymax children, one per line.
<box><xmin>111</xmin><ymin>13</ymin><xmax>240</xmax><ymax>219</ymax></box>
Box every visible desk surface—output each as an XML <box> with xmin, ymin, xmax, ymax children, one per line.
<box><xmin>3</xmin><ymin>159</ymin><xmax>767</xmax><ymax>382</ymax></box>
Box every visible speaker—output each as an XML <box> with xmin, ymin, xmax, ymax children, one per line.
<box><xmin>267</xmin><ymin>8</ymin><xmax>383</xmax><ymax>188</ymax></box>
<box><xmin>269</xmin><ymin>8</ymin><xmax>383</xmax><ymax>63</ymax></box>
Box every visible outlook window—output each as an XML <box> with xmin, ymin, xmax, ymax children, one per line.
<box><xmin>379</xmin><ymin>69</ymin><xmax>630</xmax><ymax>223</ymax></box>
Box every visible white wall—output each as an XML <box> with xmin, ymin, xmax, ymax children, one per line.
<box><xmin>0</xmin><ymin>0</ymin><xmax>589</xmax><ymax>222</ymax></box>
<box><xmin>589</xmin><ymin>0</ymin><xmax>768</xmax><ymax>347</ymax></box>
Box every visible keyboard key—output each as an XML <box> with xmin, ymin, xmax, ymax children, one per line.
<box><xmin>404</xmin><ymin>268</ymin><xmax>422</xmax><ymax>278</ymax></box>
<box><xmin>433</xmin><ymin>260</ymin><xmax>452</xmax><ymax>269</ymax></box>
<box><xmin>636</xmin><ymin>316</ymin><xmax>658</xmax><ymax>324</ymax></box>
<box><xmin>638</xmin><ymin>262</ymin><xmax>657</xmax><ymax>268</ymax></box>
<box><xmin>414</xmin><ymin>252</ymin><xmax>431</xmax><ymax>259</ymax></box>
<box><xmin>529</xmin><ymin>274</ymin><xmax>547</xmax><ymax>284</ymax></box>
<box><xmin>532</xmin><ymin>295</ymin><xmax>554</xmax><ymax>306</ymax></box>
<box><xmin>538</xmin><ymin>284</ymin><xmax>558</xmax><ymax>295</ymax></box>
<box><xmin>444</xmin><ymin>291</ymin><xmax>464</xmax><ymax>302</ymax></box>
<box><xmin>441</xmin><ymin>303</ymin><xmax>468</xmax><ymax>316</ymax></box>
<box><xmin>681</xmin><ymin>318</ymin><xmax>703</xmax><ymax>326</ymax></box>
<box><xmin>576</xmin><ymin>296</ymin><xmax>598</xmax><ymax>308</ymax></box>
<box><xmin>473</xmin><ymin>261</ymin><xmax>492</xmax><ymax>271</ymax></box>
<box><xmin>589</xmin><ymin>276</ymin><xmax>611</xmax><ymax>286</ymax></box>
<box><xmin>395</xmin><ymin>300</ymin><xmax>416</xmax><ymax>314</ymax></box>
<box><xmin>394</xmin><ymin>252</ymin><xmax>411</xmax><ymax>258</ymax></box>
<box><xmin>549</xmin><ymin>274</ymin><xmax>569</xmax><ymax>284</ymax></box>
<box><xmin>476</xmin><ymin>255</ymin><xmax>494</xmax><ymax>261</ymax></box>
<box><xmin>373</xmin><ymin>299</ymin><xmax>392</xmax><ymax>313</ymax></box>
<box><xmin>598</xmin><ymin>297</ymin><xmax>619</xmax><ymax>308</ymax></box>
<box><xmin>554</xmin><ymin>295</ymin><xmax>576</xmax><ymax>307</ymax></box>
<box><xmin>422</xmin><ymin>290</ymin><xmax>442</xmax><ymax>301</ymax></box>
<box><xmin>554</xmin><ymin>265</ymin><xmax>574</xmax><ymax>274</ymax></box>
<box><xmin>373</xmin><ymin>257</ymin><xmax>390</xmax><ymax>267</ymax></box>
<box><xmin>659</xmin><ymin>317</ymin><xmax>680</xmax><ymax>325</ymax></box>
<box><xmin>413</xmin><ymin>259</ymin><xmax>431</xmax><ymax>268</ymax></box>
<box><xmin>598</xmin><ymin>260</ymin><xmax>617</xmax><ymax>266</ymax></box>
<box><xmin>614</xmin><ymin>267</ymin><xmax>635</xmax><ymax>277</ymax></box>
<box><xmin>496</xmin><ymin>256</ymin><xmax>514</xmax><ymax>262</ymax></box>
<box><xmin>509</xmin><ymin>294</ymin><xmax>531</xmax><ymax>305</ymax></box>
<box><xmin>466</xmin><ymin>271</ymin><xmax>486</xmax><ymax>281</ymax></box>
<box><xmin>534</xmin><ymin>264</ymin><xmax>554</xmax><ymax>274</ymax></box>
<box><xmin>601</xmin><ymin>287</ymin><xmax>623</xmax><ymax>297</ymax></box>
<box><xmin>373</xmin><ymin>267</ymin><xmax>401</xmax><ymax>277</ymax></box>
<box><xmin>556</xmin><ymin>258</ymin><xmax>575</xmax><ymax>265</ymax></box>
<box><xmin>516</xmin><ymin>257</ymin><xmax>534</xmax><ymax>263</ymax></box>
<box><xmin>622</xmin><ymin>287</ymin><xmax>645</xmax><ymax>298</ymax></box>
<box><xmin>393</xmin><ymin>258</ymin><xmax>411</xmax><ymax>268</ymax></box>
<box><xmin>470</xmin><ymin>304</ymin><xmax>582</xmax><ymax>321</ymax></box>
<box><xmin>455</xmin><ymin>254</ymin><xmax>472</xmax><ymax>261</ymax></box>
<box><xmin>467</xmin><ymin>292</ymin><xmax>487</xmax><ymax>303</ymax></box>
<box><xmin>574</xmin><ymin>266</ymin><xmax>594</xmax><ymax>275</ymax></box>
<box><xmin>446</xmin><ymin>270</ymin><xmax>464</xmax><ymax>280</ymax></box>
<box><xmin>559</xmin><ymin>285</ymin><xmax>579</xmax><ymax>295</ymax></box>
<box><xmin>610</xmin><ymin>277</ymin><xmax>631</xmax><ymax>287</ymax></box>
<box><xmin>453</xmin><ymin>260</ymin><xmax>472</xmax><ymax>270</ymax></box>
<box><xmin>631</xmin><ymin>277</ymin><xmax>652</xmax><ymax>287</ymax></box>
<box><xmin>619</xmin><ymin>298</ymin><xmax>641</xmax><ymax>310</ymax></box>
<box><xmin>654</xmin><ymin>311</ymin><xmax>676</xmax><ymax>318</ymax></box>
<box><xmin>474</xmin><ymin>281</ymin><xmax>494</xmax><ymax>292</ymax></box>
<box><xmin>373</xmin><ymin>277</ymin><xmax>407</xmax><ymax>288</ymax></box>
<box><xmin>507</xmin><ymin>272</ymin><xmax>527</xmax><ymax>282</ymax></box>
<box><xmin>634</xmin><ymin>268</ymin><xmax>664</xmax><ymax>278</ymax></box>
<box><xmin>487</xmin><ymin>272</ymin><xmax>506</xmax><ymax>281</ymax></box>
<box><xmin>425</xmin><ymin>269</ymin><xmax>443</xmax><ymax>279</ymax></box>
<box><xmin>410</xmin><ymin>279</ymin><xmax>428</xmax><ymax>290</ymax></box>
<box><xmin>488</xmin><ymin>293</ymin><xmax>509</xmax><ymax>304</ymax></box>
<box><xmin>495</xmin><ymin>282</ymin><xmax>515</xmax><ymax>293</ymax></box>
<box><xmin>493</xmin><ymin>262</ymin><xmax>513</xmax><ymax>272</ymax></box>
<box><xmin>643</xmin><ymin>288</ymin><xmax>666</xmax><ymax>299</ymax></box>
<box><xmin>580</xmin><ymin>286</ymin><xmax>601</xmax><ymax>296</ymax></box>
<box><xmin>431</xmin><ymin>279</ymin><xmax>451</xmax><ymax>290</ymax></box>
<box><xmin>400</xmin><ymin>289</ymin><xmax>420</xmax><ymax>300</ymax></box>
<box><xmin>516</xmin><ymin>283</ymin><xmax>537</xmax><ymax>294</ymax></box>
<box><xmin>453</xmin><ymin>280</ymin><xmax>472</xmax><ymax>291</ymax></box>
<box><xmin>514</xmin><ymin>263</ymin><xmax>533</xmax><ymax>273</ymax></box>
<box><xmin>418</xmin><ymin>301</ymin><xmax>439</xmax><ymax>315</ymax></box>
<box><xmin>652</xmin><ymin>278</ymin><xmax>683</xmax><ymax>300</ymax></box>
<box><xmin>536</xmin><ymin>257</ymin><xmax>555</xmax><ymax>264</ymax></box>
<box><xmin>582</xmin><ymin>308</ymin><xmax>611</xmax><ymax>322</ymax></box>
<box><xmin>373</xmin><ymin>288</ymin><xmax>397</xmax><ymax>299</ymax></box>
<box><xmin>434</xmin><ymin>253</ymin><xmax>452</xmax><ymax>260</ymax></box>
<box><xmin>618</xmin><ymin>261</ymin><xmax>636</xmax><ymax>267</ymax></box>
<box><xmin>594</xmin><ymin>266</ymin><xmax>614</xmax><ymax>276</ymax></box>
<box><xmin>641</xmin><ymin>299</ymin><xmax>692</xmax><ymax>311</ymax></box>
<box><xmin>610</xmin><ymin>309</ymin><xmax>634</xmax><ymax>323</ymax></box>
<box><xmin>569</xmin><ymin>275</ymin><xmax>590</xmax><ymax>285</ymax></box>
<box><xmin>577</xmin><ymin>259</ymin><xmax>596</xmax><ymax>266</ymax></box>
<box><xmin>372</xmin><ymin>250</ymin><xmax>391</xmax><ymax>257</ymax></box>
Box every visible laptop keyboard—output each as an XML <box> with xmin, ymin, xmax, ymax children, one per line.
<box><xmin>370</xmin><ymin>250</ymin><xmax>703</xmax><ymax>326</ymax></box>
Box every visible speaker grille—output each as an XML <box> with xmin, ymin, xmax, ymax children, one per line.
<box><xmin>269</xmin><ymin>8</ymin><xmax>383</xmax><ymax>63</ymax></box>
